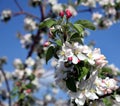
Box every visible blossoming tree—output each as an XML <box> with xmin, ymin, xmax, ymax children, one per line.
<box><xmin>0</xmin><ymin>0</ymin><xmax>120</xmax><ymax>106</ymax></box>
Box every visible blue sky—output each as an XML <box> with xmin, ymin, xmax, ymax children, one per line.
<box><xmin>0</xmin><ymin>0</ymin><xmax>120</xmax><ymax>72</ymax></box>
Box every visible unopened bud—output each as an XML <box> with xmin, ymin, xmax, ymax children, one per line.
<box><xmin>59</xmin><ymin>11</ymin><xmax>64</xmax><ymax>17</ymax></box>
<box><xmin>43</xmin><ymin>41</ymin><xmax>50</xmax><ymax>47</ymax></box>
<box><xmin>26</xmin><ymin>89</ymin><xmax>32</xmax><ymax>93</ymax></box>
<box><xmin>65</xmin><ymin>9</ymin><xmax>72</xmax><ymax>19</ymax></box>
<box><xmin>68</xmin><ymin>57</ymin><xmax>73</xmax><ymax>61</ymax></box>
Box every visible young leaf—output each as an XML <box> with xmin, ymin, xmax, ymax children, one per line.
<box><xmin>55</xmin><ymin>39</ymin><xmax>63</xmax><ymax>46</ymax></box>
<box><xmin>70</xmin><ymin>32</ymin><xmax>83</xmax><ymax>43</ymax></box>
<box><xmin>75</xmin><ymin>20</ymin><xmax>96</xmax><ymax>30</ymax></box>
<box><xmin>46</xmin><ymin>46</ymin><xmax>54</xmax><ymax>64</ymax></box>
<box><xmin>39</xmin><ymin>18</ymin><xmax>56</xmax><ymax>29</ymax></box>
<box><xmin>78</xmin><ymin>67</ymin><xmax>89</xmax><ymax>81</ymax></box>
<box><xmin>66</xmin><ymin>77</ymin><xmax>77</xmax><ymax>92</ymax></box>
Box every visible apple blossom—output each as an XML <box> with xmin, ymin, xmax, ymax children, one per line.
<box><xmin>25</xmin><ymin>57</ymin><xmax>35</xmax><ymax>67</ymax></box>
<box><xmin>67</xmin><ymin>5</ymin><xmax>77</xmax><ymax>16</ymax></box>
<box><xmin>115</xmin><ymin>95</ymin><xmax>120</xmax><ymax>102</ymax></box>
<box><xmin>0</xmin><ymin>9</ymin><xmax>12</xmax><ymax>22</ymax></box>
<box><xmin>92</xmin><ymin>12</ymin><xmax>102</xmax><ymax>21</ymax></box>
<box><xmin>52</xmin><ymin>4</ymin><xmax>63</xmax><ymax>14</ymax></box>
<box><xmin>24</xmin><ymin>17</ymin><xmax>38</xmax><ymax>31</ymax></box>
<box><xmin>20</xmin><ymin>33</ymin><xmax>33</xmax><ymax>48</ymax></box>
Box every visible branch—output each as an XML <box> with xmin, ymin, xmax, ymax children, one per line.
<box><xmin>14</xmin><ymin>0</ymin><xmax>23</xmax><ymax>12</ymax></box>
<box><xmin>26</xmin><ymin>29</ymin><xmax>42</xmax><ymax>58</ymax></box>
<box><xmin>39</xmin><ymin>2</ymin><xmax>45</xmax><ymax>21</ymax></box>
<box><xmin>26</xmin><ymin>2</ymin><xmax>46</xmax><ymax>58</ymax></box>
<box><xmin>0</xmin><ymin>68</ymin><xmax>11</xmax><ymax>106</ymax></box>
<box><xmin>13</xmin><ymin>11</ymin><xmax>41</xmax><ymax>20</ymax></box>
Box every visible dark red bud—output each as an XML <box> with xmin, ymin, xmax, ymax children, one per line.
<box><xmin>65</xmin><ymin>9</ymin><xmax>72</xmax><ymax>19</ymax></box>
<box><xmin>59</xmin><ymin>11</ymin><xmax>64</xmax><ymax>17</ymax></box>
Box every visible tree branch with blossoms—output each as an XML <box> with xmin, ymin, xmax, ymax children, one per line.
<box><xmin>0</xmin><ymin>0</ymin><xmax>120</xmax><ymax>106</ymax></box>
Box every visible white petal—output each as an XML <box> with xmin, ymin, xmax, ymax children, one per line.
<box><xmin>88</xmin><ymin>59</ymin><xmax>95</xmax><ymax>65</ymax></box>
<box><xmin>72</xmin><ymin>55</ymin><xmax>78</xmax><ymax>64</ymax></box>
<box><xmin>115</xmin><ymin>95</ymin><xmax>120</xmax><ymax>102</ymax></box>
<box><xmin>75</xmin><ymin>96</ymin><xmax>86</xmax><ymax>106</ymax></box>
<box><xmin>85</xmin><ymin>92</ymin><xmax>98</xmax><ymax>100</ymax></box>
<box><xmin>77</xmin><ymin>54</ymin><xmax>86</xmax><ymax>60</ymax></box>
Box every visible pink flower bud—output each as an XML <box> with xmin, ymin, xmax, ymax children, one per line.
<box><xmin>26</xmin><ymin>89</ymin><xmax>32</xmax><ymax>93</ymax></box>
<box><xmin>65</xmin><ymin>9</ymin><xmax>72</xmax><ymax>19</ymax></box>
<box><xmin>59</xmin><ymin>11</ymin><xmax>64</xmax><ymax>17</ymax></box>
<box><xmin>68</xmin><ymin>57</ymin><xmax>73</xmax><ymax>61</ymax></box>
<box><xmin>43</xmin><ymin>41</ymin><xmax>50</xmax><ymax>47</ymax></box>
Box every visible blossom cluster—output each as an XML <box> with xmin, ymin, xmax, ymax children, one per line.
<box><xmin>55</xmin><ymin>41</ymin><xmax>119</xmax><ymax>106</ymax></box>
<box><xmin>58</xmin><ymin>42</ymin><xmax>108</xmax><ymax>68</ymax></box>
<box><xmin>55</xmin><ymin>60</ymin><xmax>119</xmax><ymax>106</ymax></box>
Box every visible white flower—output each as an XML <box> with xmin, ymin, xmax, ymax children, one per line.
<box><xmin>115</xmin><ymin>95</ymin><xmax>120</xmax><ymax>102</ymax></box>
<box><xmin>1</xmin><ymin>9</ymin><xmax>12</xmax><ymax>21</ymax></box>
<box><xmin>107</xmin><ymin>64</ymin><xmax>119</xmax><ymax>75</ymax></box>
<box><xmin>82</xmin><ymin>0</ymin><xmax>96</xmax><ymax>7</ymax></box>
<box><xmin>74</xmin><ymin>90</ymin><xmax>98</xmax><ymax>106</ymax></box>
<box><xmin>32</xmin><ymin>78</ymin><xmax>40</xmax><ymax>89</ymax></box>
<box><xmin>13</xmin><ymin>69</ymin><xmax>24</xmax><ymax>79</ymax></box>
<box><xmin>92</xmin><ymin>12</ymin><xmax>102</xmax><ymax>21</ymax></box>
<box><xmin>91</xmin><ymin>48</ymin><xmax>108</xmax><ymax>67</ymax></box>
<box><xmin>25</xmin><ymin>68</ymin><xmax>32</xmax><ymax>76</ymax></box>
<box><xmin>105</xmin><ymin>7</ymin><xmax>116</xmax><ymax>15</ymax></box>
<box><xmin>98</xmin><ymin>0</ymin><xmax>115</xmax><ymax>6</ymax></box>
<box><xmin>52</xmin><ymin>3</ymin><xmax>63</xmax><ymax>13</ymax></box>
<box><xmin>24</xmin><ymin>17</ymin><xmax>37</xmax><ymax>31</ymax></box>
<box><xmin>13</xmin><ymin>58</ymin><xmax>23</xmax><ymax>69</ymax></box>
<box><xmin>47</xmin><ymin>0</ymin><xmax>57</xmax><ymax>5</ymax></box>
<box><xmin>25</xmin><ymin>57</ymin><xmax>35</xmax><ymax>67</ymax></box>
<box><xmin>20</xmin><ymin>33</ymin><xmax>32</xmax><ymax>48</ymax></box>
<box><xmin>45</xmin><ymin>94</ymin><xmax>52</xmax><ymax>101</ymax></box>
<box><xmin>95</xmin><ymin>77</ymin><xmax>119</xmax><ymax>96</ymax></box>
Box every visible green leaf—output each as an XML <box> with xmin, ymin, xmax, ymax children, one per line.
<box><xmin>19</xmin><ymin>93</ymin><xmax>25</xmax><ymax>100</ymax></box>
<box><xmin>68</xmin><ymin>22</ymin><xmax>83</xmax><ymax>34</ymax></box>
<box><xmin>78</xmin><ymin>67</ymin><xmax>89</xmax><ymax>81</ymax></box>
<box><xmin>39</xmin><ymin>18</ymin><xmax>56</xmax><ymax>28</ymax></box>
<box><xmin>26</xmin><ymin>83</ymin><xmax>35</xmax><ymax>89</ymax></box>
<box><xmin>55</xmin><ymin>39</ymin><xmax>63</xmax><ymax>46</ymax></box>
<box><xmin>66</xmin><ymin>77</ymin><xmax>77</xmax><ymax>92</ymax></box>
<box><xmin>73</xmin><ymin>24</ymin><xmax>83</xmax><ymax>33</ymax></box>
<box><xmin>46</xmin><ymin>46</ymin><xmax>54</xmax><ymax>64</ymax></box>
<box><xmin>28</xmin><ymin>74</ymin><xmax>35</xmax><ymax>81</ymax></box>
<box><xmin>102</xmin><ymin>98</ymin><xmax>112</xmax><ymax>106</ymax></box>
<box><xmin>75</xmin><ymin>20</ymin><xmax>96</xmax><ymax>30</ymax></box>
<box><xmin>70</xmin><ymin>32</ymin><xmax>83</xmax><ymax>43</ymax></box>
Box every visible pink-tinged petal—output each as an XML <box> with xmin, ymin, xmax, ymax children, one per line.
<box><xmin>72</xmin><ymin>55</ymin><xmax>78</xmax><ymax>64</ymax></box>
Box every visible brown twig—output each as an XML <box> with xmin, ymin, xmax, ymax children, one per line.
<box><xmin>0</xmin><ymin>68</ymin><xmax>11</xmax><ymax>106</ymax></box>
<box><xmin>13</xmin><ymin>11</ymin><xmax>41</xmax><ymax>20</ymax></box>
<box><xmin>14</xmin><ymin>0</ymin><xmax>23</xmax><ymax>12</ymax></box>
<box><xmin>26</xmin><ymin>2</ymin><xmax>46</xmax><ymax>59</ymax></box>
